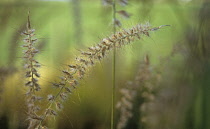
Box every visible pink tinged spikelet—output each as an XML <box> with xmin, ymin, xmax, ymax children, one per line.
<box><xmin>113</xmin><ymin>18</ymin><xmax>122</xmax><ymax>27</ymax></box>
<box><xmin>102</xmin><ymin>0</ymin><xmax>113</xmax><ymax>6</ymax></box>
<box><xmin>119</xmin><ymin>0</ymin><xmax>128</xmax><ymax>6</ymax></box>
<box><xmin>47</xmin><ymin>95</ymin><xmax>55</xmax><ymax>102</ymax></box>
<box><xmin>62</xmin><ymin>70</ymin><xmax>73</xmax><ymax>79</ymax></box>
<box><xmin>117</xmin><ymin>10</ymin><xmax>131</xmax><ymax>18</ymax></box>
<box><xmin>52</xmin><ymin>83</ymin><xmax>61</xmax><ymax>88</ymax></box>
<box><xmin>45</xmin><ymin>109</ymin><xmax>57</xmax><ymax>116</ymax></box>
<box><xmin>65</xmin><ymin>87</ymin><xmax>72</xmax><ymax>93</ymax></box>
<box><xmin>56</xmin><ymin>102</ymin><xmax>63</xmax><ymax>111</ymax></box>
<box><xmin>68</xmin><ymin>64</ymin><xmax>77</xmax><ymax>69</ymax></box>
<box><xmin>60</xmin><ymin>92</ymin><xmax>68</xmax><ymax>101</ymax></box>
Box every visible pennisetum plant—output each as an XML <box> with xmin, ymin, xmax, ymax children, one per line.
<box><xmin>116</xmin><ymin>46</ymin><xmax>182</xmax><ymax>129</ymax></box>
<box><xmin>33</xmin><ymin>22</ymin><xmax>169</xmax><ymax>128</ymax></box>
<box><xmin>138</xmin><ymin>50</ymin><xmax>186</xmax><ymax>129</ymax></box>
<box><xmin>21</xmin><ymin>9</ymin><xmax>169</xmax><ymax>129</ymax></box>
<box><xmin>21</xmin><ymin>12</ymin><xmax>43</xmax><ymax>129</ymax></box>
<box><xmin>116</xmin><ymin>54</ymin><xmax>154</xmax><ymax>129</ymax></box>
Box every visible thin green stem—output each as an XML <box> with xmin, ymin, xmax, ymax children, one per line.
<box><xmin>111</xmin><ymin>0</ymin><xmax>116</xmax><ymax>129</ymax></box>
<box><xmin>37</xmin><ymin>83</ymin><xmax>66</xmax><ymax>128</ymax></box>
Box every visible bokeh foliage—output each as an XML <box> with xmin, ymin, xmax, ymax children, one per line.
<box><xmin>0</xmin><ymin>0</ymin><xmax>209</xmax><ymax>129</ymax></box>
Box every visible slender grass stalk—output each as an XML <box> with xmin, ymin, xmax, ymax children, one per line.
<box><xmin>111</xmin><ymin>0</ymin><xmax>116</xmax><ymax>129</ymax></box>
<box><xmin>72</xmin><ymin>0</ymin><xmax>83</xmax><ymax>46</ymax></box>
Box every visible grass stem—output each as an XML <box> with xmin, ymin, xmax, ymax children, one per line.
<box><xmin>111</xmin><ymin>0</ymin><xmax>116</xmax><ymax>129</ymax></box>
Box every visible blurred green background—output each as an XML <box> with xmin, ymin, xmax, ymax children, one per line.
<box><xmin>0</xmin><ymin>0</ymin><xmax>209</xmax><ymax>129</ymax></box>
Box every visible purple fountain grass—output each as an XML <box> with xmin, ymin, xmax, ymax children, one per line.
<box><xmin>21</xmin><ymin>12</ymin><xmax>43</xmax><ymax>129</ymax></box>
<box><xmin>34</xmin><ymin>23</ymin><xmax>169</xmax><ymax>128</ymax></box>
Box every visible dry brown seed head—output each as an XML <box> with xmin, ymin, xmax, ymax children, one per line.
<box><xmin>47</xmin><ymin>95</ymin><xmax>55</xmax><ymax>102</ymax></box>
<box><xmin>125</xmin><ymin>37</ymin><xmax>131</xmax><ymax>43</ymax></box>
<box><xmin>78</xmin><ymin>70</ymin><xmax>85</xmax><ymax>79</ymax></box>
<box><xmin>35</xmin><ymin>96</ymin><xmax>43</xmax><ymax>101</ymax></box>
<box><xmin>32</xmin><ymin>38</ymin><xmax>38</xmax><ymax>43</ymax></box>
<box><xmin>30</xmin><ymin>95</ymin><xmax>36</xmax><ymax>103</ymax></box>
<box><xmin>26</xmin><ymin>71</ymin><xmax>32</xmax><ymax>77</ymax></box>
<box><xmin>22</xmin><ymin>44</ymin><xmax>29</xmax><ymax>47</ymax></box>
<box><xmin>89</xmin><ymin>58</ymin><xmax>94</xmax><ymax>65</ymax></box>
<box><xmin>117</xmin><ymin>32</ymin><xmax>124</xmax><ymax>38</ymax></box>
<box><xmin>28</xmin><ymin>29</ymin><xmax>35</xmax><ymax>34</ymax></box>
<box><xmin>81</xmin><ymin>51</ymin><xmax>92</xmax><ymax>56</ymax></box>
<box><xmin>69</xmin><ymin>79</ymin><xmax>78</xmax><ymax>87</ymax></box>
<box><xmin>97</xmin><ymin>54</ymin><xmax>102</xmax><ymax>60</ymax></box>
<box><xmin>98</xmin><ymin>44</ymin><xmax>103</xmax><ymax>49</ymax></box>
<box><xmin>119</xmin><ymin>0</ymin><xmax>128</xmax><ymax>6</ymax></box>
<box><xmin>130</xmin><ymin>29</ymin><xmax>134</xmax><ymax>35</ymax></box>
<box><xmin>31</xmin><ymin>68</ymin><xmax>37</xmax><ymax>73</ymax></box>
<box><xmin>150</xmin><ymin>25</ymin><xmax>170</xmax><ymax>31</ymax></box>
<box><xmin>59</xmin><ymin>80</ymin><xmax>66</xmax><ymax>86</ymax></box>
<box><xmin>107</xmin><ymin>37</ymin><xmax>114</xmax><ymax>43</ymax></box>
<box><xmin>132</xmin><ymin>27</ymin><xmax>137</xmax><ymax>33</ymax></box>
<box><xmin>101</xmin><ymin>47</ymin><xmax>106</xmax><ymax>57</ymax></box>
<box><xmin>123</xmin><ymin>29</ymin><xmax>130</xmax><ymax>36</ymax></box>
<box><xmin>135</xmin><ymin>33</ymin><xmax>141</xmax><ymax>39</ymax></box>
<box><xmin>23</xmin><ymin>38</ymin><xmax>30</xmax><ymax>43</ymax></box>
<box><xmin>102</xmin><ymin>38</ymin><xmax>111</xmax><ymax>46</ymax></box>
<box><xmin>34</xmin><ymin>72</ymin><xmax>40</xmax><ymax>77</ymax></box>
<box><xmin>45</xmin><ymin>109</ymin><xmax>51</xmax><ymax>115</ymax></box>
<box><xmin>32</xmin><ymin>78</ymin><xmax>38</xmax><ymax>82</ymax></box>
<box><xmin>81</xmin><ymin>66</ymin><xmax>86</xmax><ymax>71</ymax></box>
<box><xmin>52</xmin><ymin>83</ymin><xmax>61</xmax><ymax>88</ymax></box>
<box><xmin>34</xmin><ymin>63</ymin><xmax>41</xmax><ymax>68</ymax></box>
<box><xmin>25</xmin><ymin>81</ymin><xmax>33</xmax><ymax>86</ymax></box>
<box><xmin>30</xmin><ymin>33</ymin><xmax>35</xmax><ymax>37</ymax></box>
<box><xmin>56</xmin><ymin>102</ymin><xmax>63</xmax><ymax>110</ymax></box>
<box><xmin>60</xmin><ymin>92</ymin><xmax>67</xmax><ymax>100</ymax></box>
<box><xmin>51</xmin><ymin>110</ymin><xmax>57</xmax><ymax>116</ymax></box>
<box><xmin>143</xmin><ymin>31</ymin><xmax>150</xmax><ymax>37</ymax></box>
<box><xmin>29</xmin><ymin>114</ymin><xmax>43</xmax><ymax>121</ymax></box>
<box><xmin>35</xmin><ymin>84</ymin><xmax>41</xmax><ymax>91</ymax></box>
<box><xmin>76</xmin><ymin>57</ymin><xmax>88</xmax><ymax>65</ymax></box>
<box><xmin>68</xmin><ymin>64</ymin><xmax>77</xmax><ymax>69</ymax></box>
<box><xmin>114</xmin><ymin>19</ymin><xmax>122</xmax><ymax>27</ymax></box>
<box><xmin>111</xmin><ymin>34</ymin><xmax>118</xmax><ymax>40</ymax></box>
<box><xmin>95</xmin><ymin>45</ymin><xmax>101</xmax><ymax>50</ymax></box>
<box><xmin>117</xmin><ymin>10</ymin><xmax>131</xmax><ymax>18</ymax></box>
<box><xmin>21</xmin><ymin>32</ymin><xmax>30</xmax><ymax>35</ymax></box>
<box><xmin>107</xmin><ymin>44</ymin><xmax>113</xmax><ymax>50</ymax></box>
<box><xmin>25</xmin><ymin>89</ymin><xmax>32</xmax><ymax>96</ymax></box>
<box><xmin>102</xmin><ymin>0</ymin><xmax>113</xmax><ymax>6</ymax></box>
<box><xmin>31</xmin><ymin>59</ymin><xmax>39</xmax><ymax>63</ymax></box>
<box><xmin>88</xmin><ymin>46</ymin><xmax>95</xmax><ymax>51</ymax></box>
<box><xmin>65</xmin><ymin>87</ymin><xmax>72</xmax><ymax>93</ymax></box>
<box><xmin>90</xmin><ymin>47</ymin><xmax>99</xmax><ymax>54</ymax></box>
<box><xmin>62</xmin><ymin>70</ymin><xmax>73</xmax><ymax>79</ymax></box>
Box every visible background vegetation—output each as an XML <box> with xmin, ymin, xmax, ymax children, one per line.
<box><xmin>0</xmin><ymin>0</ymin><xmax>209</xmax><ymax>129</ymax></box>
